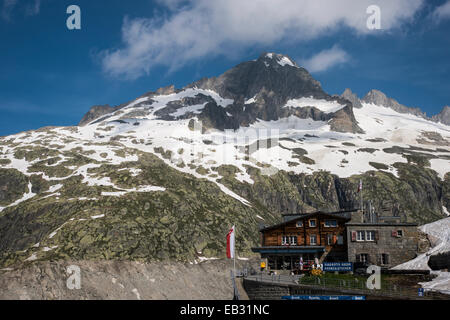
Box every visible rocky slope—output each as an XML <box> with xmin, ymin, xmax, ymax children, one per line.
<box><xmin>0</xmin><ymin>259</ymin><xmax>255</xmax><ymax>300</ymax></box>
<box><xmin>0</xmin><ymin>52</ymin><xmax>449</xmax><ymax>272</ymax></box>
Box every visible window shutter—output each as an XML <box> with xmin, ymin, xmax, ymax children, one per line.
<box><xmin>391</xmin><ymin>230</ymin><xmax>397</xmax><ymax>237</ymax></box>
<box><xmin>375</xmin><ymin>231</ymin><xmax>379</xmax><ymax>241</ymax></box>
<box><xmin>351</xmin><ymin>231</ymin><xmax>357</xmax><ymax>242</ymax></box>
<box><xmin>333</xmin><ymin>235</ymin><xmax>337</xmax><ymax>244</ymax></box>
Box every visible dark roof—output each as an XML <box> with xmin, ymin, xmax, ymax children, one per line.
<box><xmin>281</xmin><ymin>209</ymin><xmax>358</xmax><ymax>216</ymax></box>
<box><xmin>260</xmin><ymin>211</ymin><xmax>352</xmax><ymax>232</ymax></box>
<box><xmin>282</xmin><ymin>209</ymin><xmax>357</xmax><ymax>222</ymax></box>
<box><xmin>346</xmin><ymin>222</ymin><xmax>418</xmax><ymax>227</ymax></box>
<box><xmin>251</xmin><ymin>246</ymin><xmax>325</xmax><ymax>254</ymax></box>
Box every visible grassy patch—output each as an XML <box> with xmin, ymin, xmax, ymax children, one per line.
<box><xmin>369</xmin><ymin>162</ymin><xmax>389</xmax><ymax>170</ymax></box>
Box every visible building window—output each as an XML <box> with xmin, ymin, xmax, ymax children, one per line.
<box><xmin>381</xmin><ymin>254</ymin><xmax>390</xmax><ymax>265</ymax></box>
<box><xmin>296</xmin><ymin>221</ymin><xmax>303</xmax><ymax>228</ymax></box>
<box><xmin>327</xmin><ymin>234</ymin><xmax>333</xmax><ymax>245</ymax></box>
<box><xmin>310</xmin><ymin>234</ymin><xmax>317</xmax><ymax>245</ymax></box>
<box><xmin>324</xmin><ymin>220</ymin><xmax>337</xmax><ymax>227</ymax></box>
<box><xmin>356</xmin><ymin>231</ymin><xmax>365</xmax><ymax>241</ymax></box>
<box><xmin>397</xmin><ymin>229</ymin><xmax>403</xmax><ymax>237</ymax></box>
<box><xmin>366</xmin><ymin>231</ymin><xmax>376</xmax><ymax>241</ymax></box>
<box><xmin>282</xmin><ymin>235</ymin><xmax>297</xmax><ymax>245</ymax></box>
<box><xmin>309</xmin><ymin>219</ymin><xmax>317</xmax><ymax>227</ymax></box>
<box><xmin>356</xmin><ymin>253</ymin><xmax>369</xmax><ymax>263</ymax></box>
<box><xmin>337</xmin><ymin>235</ymin><xmax>344</xmax><ymax>245</ymax></box>
<box><xmin>289</xmin><ymin>236</ymin><xmax>297</xmax><ymax>245</ymax></box>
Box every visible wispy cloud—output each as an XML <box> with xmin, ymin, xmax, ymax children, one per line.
<box><xmin>101</xmin><ymin>0</ymin><xmax>424</xmax><ymax>79</ymax></box>
<box><xmin>431</xmin><ymin>0</ymin><xmax>450</xmax><ymax>22</ymax></box>
<box><xmin>25</xmin><ymin>0</ymin><xmax>40</xmax><ymax>17</ymax></box>
<box><xmin>1</xmin><ymin>0</ymin><xmax>18</xmax><ymax>21</ymax></box>
<box><xmin>299</xmin><ymin>45</ymin><xmax>350</xmax><ymax>73</ymax></box>
<box><xmin>1</xmin><ymin>0</ymin><xmax>41</xmax><ymax>21</ymax></box>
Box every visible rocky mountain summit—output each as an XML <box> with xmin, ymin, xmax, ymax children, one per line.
<box><xmin>341</xmin><ymin>88</ymin><xmax>450</xmax><ymax>127</ymax></box>
<box><xmin>362</xmin><ymin>89</ymin><xmax>427</xmax><ymax>118</ymax></box>
<box><xmin>79</xmin><ymin>105</ymin><xmax>117</xmax><ymax>126</ymax></box>
<box><xmin>81</xmin><ymin>53</ymin><xmax>363</xmax><ymax>134</ymax></box>
<box><xmin>341</xmin><ymin>88</ymin><xmax>363</xmax><ymax>109</ymax></box>
<box><xmin>0</xmin><ymin>52</ymin><xmax>449</xmax><ymax>270</ymax></box>
<box><xmin>432</xmin><ymin>106</ymin><xmax>450</xmax><ymax>125</ymax></box>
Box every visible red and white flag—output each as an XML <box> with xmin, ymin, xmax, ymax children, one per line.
<box><xmin>357</xmin><ymin>179</ymin><xmax>362</xmax><ymax>193</ymax></box>
<box><xmin>226</xmin><ymin>226</ymin><xmax>235</xmax><ymax>259</ymax></box>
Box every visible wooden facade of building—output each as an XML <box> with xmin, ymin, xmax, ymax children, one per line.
<box><xmin>252</xmin><ymin>211</ymin><xmax>351</xmax><ymax>271</ymax></box>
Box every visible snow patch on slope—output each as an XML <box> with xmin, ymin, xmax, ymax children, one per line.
<box><xmin>284</xmin><ymin>97</ymin><xmax>345</xmax><ymax>114</ymax></box>
<box><xmin>0</xmin><ymin>182</ymin><xmax>36</xmax><ymax>212</ymax></box>
<box><xmin>393</xmin><ymin>217</ymin><xmax>450</xmax><ymax>271</ymax></box>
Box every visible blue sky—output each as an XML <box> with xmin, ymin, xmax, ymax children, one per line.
<box><xmin>1</xmin><ymin>0</ymin><xmax>450</xmax><ymax>136</ymax></box>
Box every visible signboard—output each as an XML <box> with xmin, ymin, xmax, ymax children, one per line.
<box><xmin>418</xmin><ymin>288</ymin><xmax>424</xmax><ymax>297</ymax></box>
<box><xmin>322</xmin><ymin>262</ymin><xmax>353</xmax><ymax>272</ymax></box>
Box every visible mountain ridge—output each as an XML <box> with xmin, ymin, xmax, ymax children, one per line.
<box><xmin>79</xmin><ymin>53</ymin><xmax>448</xmax><ymax>132</ymax></box>
<box><xmin>80</xmin><ymin>52</ymin><xmax>364</xmax><ymax>134</ymax></box>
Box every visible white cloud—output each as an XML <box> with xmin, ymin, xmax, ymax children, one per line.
<box><xmin>1</xmin><ymin>0</ymin><xmax>41</xmax><ymax>20</ymax></box>
<box><xmin>299</xmin><ymin>45</ymin><xmax>350</xmax><ymax>73</ymax></box>
<box><xmin>155</xmin><ymin>0</ymin><xmax>189</xmax><ymax>11</ymax></box>
<box><xmin>25</xmin><ymin>0</ymin><xmax>40</xmax><ymax>17</ymax></box>
<box><xmin>432</xmin><ymin>1</ymin><xmax>450</xmax><ymax>21</ymax></box>
<box><xmin>1</xmin><ymin>0</ymin><xmax>18</xmax><ymax>21</ymax></box>
<box><xmin>101</xmin><ymin>0</ymin><xmax>424</xmax><ymax>79</ymax></box>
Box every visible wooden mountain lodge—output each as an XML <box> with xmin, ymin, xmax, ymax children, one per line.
<box><xmin>252</xmin><ymin>209</ymin><xmax>419</xmax><ymax>272</ymax></box>
<box><xmin>252</xmin><ymin>210</ymin><xmax>350</xmax><ymax>271</ymax></box>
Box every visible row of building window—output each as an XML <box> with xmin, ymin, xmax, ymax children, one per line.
<box><xmin>295</xmin><ymin>219</ymin><xmax>338</xmax><ymax>228</ymax></box>
<box><xmin>353</xmin><ymin>229</ymin><xmax>404</xmax><ymax>242</ymax></box>
<box><xmin>356</xmin><ymin>230</ymin><xmax>376</xmax><ymax>241</ymax></box>
<box><xmin>356</xmin><ymin>253</ymin><xmax>390</xmax><ymax>265</ymax></box>
<box><xmin>282</xmin><ymin>234</ymin><xmax>344</xmax><ymax>246</ymax></box>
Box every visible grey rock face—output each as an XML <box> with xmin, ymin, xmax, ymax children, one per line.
<box><xmin>188</xmin><ymin>52</ymin><xmax>363</xmax><ymax>133</ymax></box>
<box><xmin>362</xmin><ymin>89</ymin><xmax>426</xmax><ymax>118</ymax></box>
<box><xmin>189</xmin><ymin>52</ymin><xmax>327</xmax><ymax>103</ymax></box>
<box><xmin>432</xmin><ymin>106</ymin><xmax>450</xmax><ymax>125</ymax></box>
<box><xmin>78</xmin><ymin>105</ymin><xmax>117</xmax><ymax>126</ymax></box>
<box><xmin>341</xmin><ymin>88</ymin><xmax>363</xmax><ymax>109</ymax></box>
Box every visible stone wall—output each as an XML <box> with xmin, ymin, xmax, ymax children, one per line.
<box><xmin>346</xmin><ymin>224</ymin><xmax>419</xmax><ymax>268</ymax></box>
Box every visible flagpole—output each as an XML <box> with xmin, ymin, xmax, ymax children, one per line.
<box><xmin>234</xmin><ymin>224</ymin><xmax>236</xmax><ymax>279</ymax></box>
<box><xmin>360</xmin><ymin>179</ymin><xmax>363</xmax><ymax>212</ymax></box>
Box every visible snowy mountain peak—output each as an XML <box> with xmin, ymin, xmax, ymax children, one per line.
<box><xmin>259</xmin><ymin>52</ymin><xmax>298</xmax><ymax>68</ymax></box>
